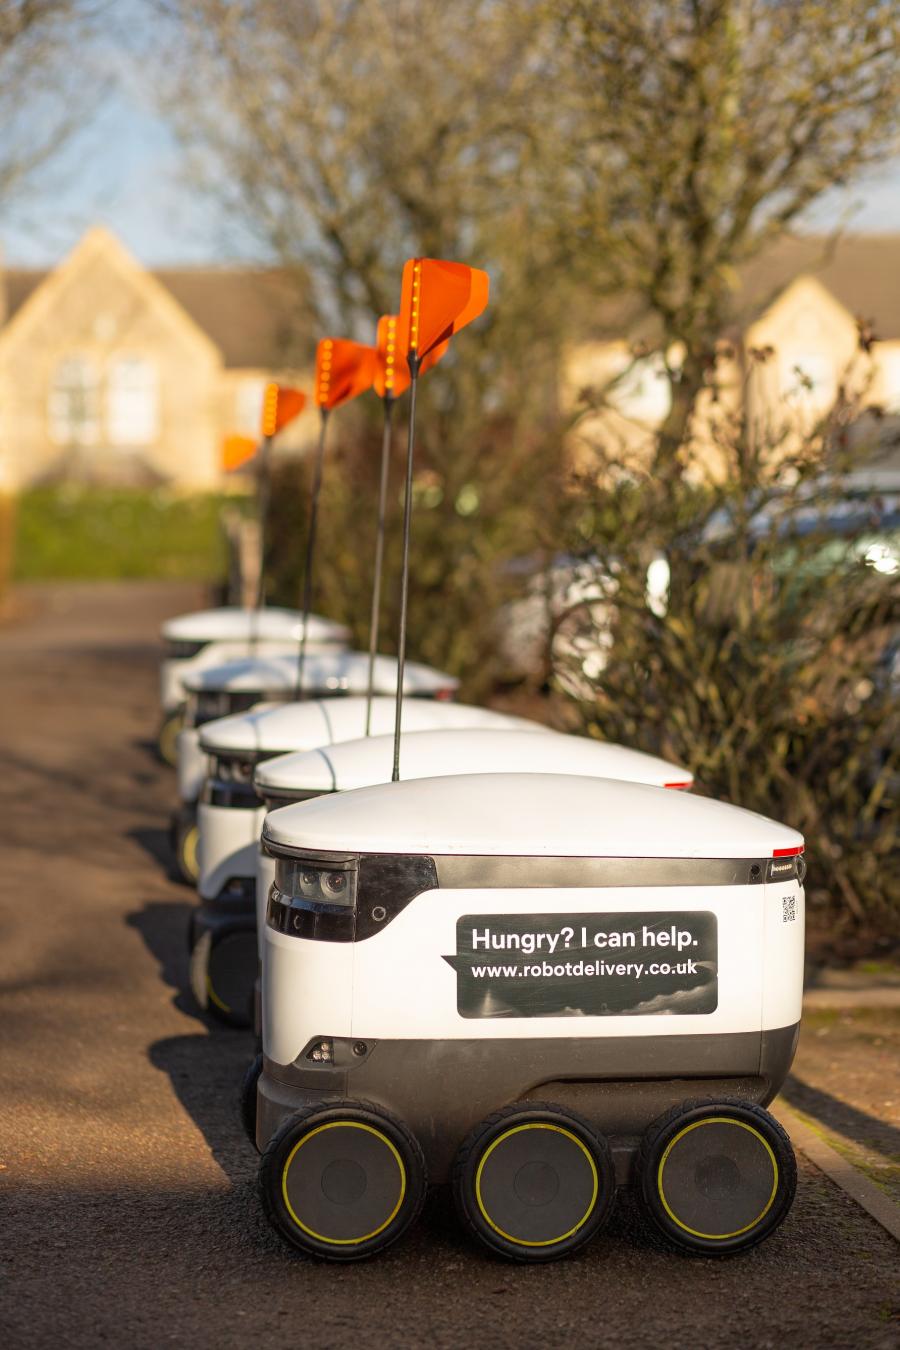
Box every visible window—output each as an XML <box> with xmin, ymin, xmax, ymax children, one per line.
<box><xmin>107</xmin><ymin>356</ymin><xmax>159</xmax><ymax>446</ymax></box>
<box><xmin>236</xmin><ymin>378</ymin><xmax>268</xmax><ymax>436</ymax></box>
<box><xmin>606</xmin><ymin>351</ymin><xmax>673</xmax><ymax>424</ymax></box>
<box><xmin>48</xmin><ymin>356</ymin><xmax>100</xmax><ymax>447</ymax></box>
<box><xmin>778</xmin><ymin>350</ymin><xmax>836</xmax><ymax>410</ymax></box>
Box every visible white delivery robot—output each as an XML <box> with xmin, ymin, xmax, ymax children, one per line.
<box><xmin>236</xmin><ymin>730</ymin><xmax>689</xmax><ymax>1128</ymax></box>
<box><xmin>189</xmin><ymin>700</ymin><xmax>530</xmax><ymax>1024</ymax></box>
<box><xmin>255</xmin><ymin>773</ymin><xmax>804</xmax><ymax>1263</ymax></box>
<box><xmin>158</xmin><ymin>608</ymin><xmax>349</xmax><ymax>764</ymax></box>
<box><xmin>171</xmin><ymin>652</ymin><xmax>459</xmax><ymax>884</ymax></box>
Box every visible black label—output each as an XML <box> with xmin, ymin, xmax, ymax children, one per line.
<box><xmin>443</xmin><ymin>911</ymin><xmax>718</xmax><ymax>1019</ymax></box>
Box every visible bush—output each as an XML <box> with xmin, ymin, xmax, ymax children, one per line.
<box><xmin>13</xmin><ymin>486</ymin><xmax>238</xmax><ymax>582</ymax></box>
<box><xmin>556</xmin><ymin>398</ymin><xmax>900</xmax><ymax>955</ymax></box>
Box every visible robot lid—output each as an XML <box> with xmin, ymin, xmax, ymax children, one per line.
<box><xmin>255</xmin><ymin>728</ymin><xmax>691</xmax><ymax>798</ymax></box>
<box><xmin>162</xmin><ymin>607</ymin><xmax>349</xmax><ymax>645</ymax></box>
<box><xmin>200</xmin><ymin>696</ymin><xmax>542</xmax><ymax>757</ymax></box>
<box><xmin>262</xmin><ymin>771</ymin><xmax>803</xmax><ymax>860</ymax></box>
<box><xmin>183</xmin><ymin>651</ymin><xmax>460</xmax><ymax>698</ymax></box>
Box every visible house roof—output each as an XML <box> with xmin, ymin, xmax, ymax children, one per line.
<box><xmin>2</xmin><ymin>262</ymin><xmax>312</xmax><ymax>369</ymax></box>
<box><xmin>737</xmin><ymin>234</ymin><xmax>900</xmax><ymax>340</ymax></box>
<box><xmin>587</xmin><ymin>233</ymin><xmax>900</xmax><ymax>344</ymax></box>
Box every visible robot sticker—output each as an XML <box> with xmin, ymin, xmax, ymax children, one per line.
<box><xmin>444</xmin><ymin>911</ymin><xmax>718</xmax><ymax>1019</ymax></box>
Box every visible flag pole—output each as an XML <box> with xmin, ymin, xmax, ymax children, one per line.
<box><xmin>249</xmin><ymin>432</ymin><xmax>273</xmax><ymax>651</ymax></box>
<box><xmin>296</xmin><ymin>408</ymin><xmax>329</xmax><ymax>697</ymax></box>
<box><xmin>365</xmin><ymin>395</ymin><xmax>394</xmax><ymax>736</ymax></box>
<box><xmin>392</xmin><ymin>353</ymin><xmax>419</xmax><ymax>781</ymax></box>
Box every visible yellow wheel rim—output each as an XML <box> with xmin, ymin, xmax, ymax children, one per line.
<box><xmin>281</xmin><ymin>1121</ymin><xmax>407</xmax><ymax>1245</ymax></box>
<box><xmin>657</xmin><ymin>1117</ymin><xmax>778</xmax><ymax>1240</ymax></box>
<box><xmin>181</xmin><ymin>825</ymin><xmax>199</xmax><ymax>880</ymax></box>
<box><xmin>475</xmin><ymin>1123</ymin><xmax>599</xmax><ymax>1247</ymax></box>
<box><xmin>159</xmin><ymin>715</ymin><xmax>182</xmax><ymax>765</ymax></box>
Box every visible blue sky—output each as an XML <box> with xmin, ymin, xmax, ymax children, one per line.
<box><xmin>2</xmin><ymin>56</ymin><xmax>898</xmax><ymax>269</ymax></box>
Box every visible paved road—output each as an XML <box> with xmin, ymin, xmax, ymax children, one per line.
<box><xmin>1</xmin><ymin>583</ymin><xmax>897</xmax><ymax>1350</ymax></box>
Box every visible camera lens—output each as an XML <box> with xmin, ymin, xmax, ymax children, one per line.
<box><xmin>323</xmin><ymin>872</ymin><xmax>347</xmax><ymax>895</ymax></box>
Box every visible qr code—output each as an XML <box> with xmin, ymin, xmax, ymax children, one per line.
<box><xmin>782</xmin><ymin>895</ymin><xmax>796</xmax><ymax>923</ymax></box>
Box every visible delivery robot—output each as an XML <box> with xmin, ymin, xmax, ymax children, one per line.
<box><xmin>158</xmin><ymin>607</ymin><xmax>349</xmax><ymax>764</ymax></box>
<box><xmin>236</xmin><ymin>730</ymin><xmax>691</xmax><ymax>1129</ymax></box>
<box><xmin>255</xmin><ymin>772</ymin><xmax>804</xmax><ymax>1263</ymax></box>
<box><xmin>171</xmin><ymin>652</ymin><xmax>459</xmax><ymax>884</ymax></box>
<box><xmin>190</xmin><ymin>702</ymin><xmax>543</xmax><ymax>1025</ymax></box>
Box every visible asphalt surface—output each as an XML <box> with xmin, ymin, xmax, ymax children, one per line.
<box><xmin>1</xmin><ymin>582</ymin><xmax>898</xmax><ymax>1350</ymax></box>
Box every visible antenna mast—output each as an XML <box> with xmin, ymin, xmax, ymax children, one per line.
<box><xmin>390</xmin><ymin>257</ymin><xmax>489</xmax><ymax>782</ymax></box>
<box><xmin>295</xmin><ymin>407</ymin><xmax>329</xmax><ymax>698</ymax></box>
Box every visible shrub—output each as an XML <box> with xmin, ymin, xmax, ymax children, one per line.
<box><xmin>13</xmin><ymin>486</ymin><xmax>236</xmax><ymax>582</ymax></box>
<box><xmin>555</xmin><ymin>391</ymin><xmax>900</xmax><ymax>954</ymax></box>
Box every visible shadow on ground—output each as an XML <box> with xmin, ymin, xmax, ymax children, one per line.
<box><xmin>783</xmin><ymin>1075</ymin><xmax>900</xmax><ymax>1161</ymax></box>
<box><xmin>127</xmin><ymin>823</ymin><xmax>189</xmax><ymax>884</ymax></box>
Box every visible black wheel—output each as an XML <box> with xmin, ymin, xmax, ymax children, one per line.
<box><xmin>157</xmin><ymin>708</ymin><xmax>184</xmax><ymax>767</ymax></box>
<box><xmin>173</xmin><ymin>813</ymin><xmax>200</xmax><ymax>885</ymax></box>
<box><xmin>636</xmin><ymin>1098</ymin><xmax>797</xmax><ymax>1256</ymax></box>
<box><xmin>452</xmin><ymin>1102</ymin><xmax>616</xmax><ymax>1263</ymax></box>
<box><xmin>240</xmin><ymin>1053</ymin><xmax>264</xmax><ymax>1149</ymax></box>
<box><xmin>259</xmin><ymin>1100</ymin><xmax>426</xmax><ymax>1261</ymax></box>
<box><xmin>189</xmin><ymin>919</ymin><xmax>257</xmax><ymax>1028</ymax></box>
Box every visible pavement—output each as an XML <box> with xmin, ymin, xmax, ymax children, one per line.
<box><xmin>1</xmin><ymin>581</ymin><xmax>898</xmax><ymax>1350</ymax></box>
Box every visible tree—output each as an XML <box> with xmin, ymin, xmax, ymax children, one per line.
<box><xmin>554</xmin><ymin>0</ymin><xmax>900</xmax><ymax>475</ymax></box>
<box><xmin>156</xmin><ymin>0</ymin><xmax>578</xmax><ymax>686</ymax></box>
<box><xmin>156</xmin><ymin>1</ymin><xmax>900</xmax><ymax>489</ymax></box>
<box><xmin>0</xmin><ymin>2</ymin><xmax>102</xmax><ymax>218</ymax></box>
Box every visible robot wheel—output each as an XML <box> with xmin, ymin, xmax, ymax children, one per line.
<box><xmin>259</xmin><ymin>1099</ymin><xmax>426</xmax><ymax>1261</ymax></box>
<box><xmin>452</xmin><ymin>1102</ymin><xmax>616</xmax><ymax>1263</ymax></box>
<box><xmin>172</xmin><ymin>816</ymin><xmax>200</xmax><ymax>886</ymax></box>
<box><xmin>188</xmin><ymin>919</ymin><xmax>257</xmax><ymax>1029</ymax></box>
<box><xmin>156</xmin><ymin>708</ymin><xmax>184</xmax><ymax>767</ymax></box>
<box><xmin>239</xmin><ymin>1052</ymin><xmax>264</xmax><ymax>1150</ymax></box>
<box><xmin>636</xmin><ymin>1097</ymin><xmax>797</xmax><ymax>1255</ymax></box>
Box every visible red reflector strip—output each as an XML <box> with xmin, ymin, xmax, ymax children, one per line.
<box><xmin>773</xmin><ymin>845</ymin><xmax>805</xmax><ymax>857</ymax></box>
<box><xmin>664</xmin><ymin>781</ymin><xmax>693</xmax><ymax>790</ymax></box>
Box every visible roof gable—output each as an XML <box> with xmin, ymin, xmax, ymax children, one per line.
<box><xmin>0</xmin><ymin>226</ymin><xmax>222</xmax><ymax>364</ymax></box>
<box><xmin>736</xmin><ymin>235</ymin><xmax>900</xmax><ymax>339</ymax></box>
<box><xmin>585</xmin><ymin>233</ymin><xmax>900</xmax><ymax>345</ymax></box>
<box><xmin>2</xmin><ymin>236</ymin><xmax>311</xmax><ymax>370</ymax></box>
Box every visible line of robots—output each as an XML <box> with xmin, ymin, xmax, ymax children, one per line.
<box><xmin>153</xmin><ymin>258</ymin><xmax>806</xmax><ymax>1263</ymax></box>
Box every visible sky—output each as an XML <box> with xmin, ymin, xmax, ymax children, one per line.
<box><xmin>2</xmin><ymin>88</ymin><xmax>238</xmax><ymax>269</ymax></box>
<box><xmin>1</xmin><ymin>29</ymin><xmax>898</xmax><ymax>270</ymax></box>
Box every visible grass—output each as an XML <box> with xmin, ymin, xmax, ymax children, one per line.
<box><xmin>792</xmin><ymin>1107</ymin><xmax>900</xmax><ymax>1201</ymax></box>
<box><xmin>12</xmin><ymin>487</ymin><xmax>243</xmax><ymax>582</ymax></box>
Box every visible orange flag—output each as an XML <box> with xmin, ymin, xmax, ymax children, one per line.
<box><xmin>398</xmin><ymin>258</ymin><xmax>489</xmax><ymax>363</ymax></box>
<box><xmin>221</xmin><ymin>434</ymin><xmax>259</xmax><ymax>472</ymax></box>
<box><xmin>373</xmin><ymin>315</ymin><xmax>409</xmax><ymax>400</ymax></box>
<box><xmin>315</xmin><ymin>338</ymin><xmax>377</xmax><ymax>410</ymax></box>
<box><xmin>374</xmin><ymin>315</ymin><xmax>448</xmax><ymax>399</ymax></box>
<box><xmin>261</xmin><ymin>383</ymin><xmax>307</xmax><ymax>437</ymax></box>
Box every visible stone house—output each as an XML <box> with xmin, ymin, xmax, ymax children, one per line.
<box><xmin>0</xmin><ymin>226</ymin><xmax>317</xmax><ymax>490</ymax></box>
<box><xmin>566</xmin><ymin>234</ymin><xmax>900</xmax><ymax>483</ymax></box>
